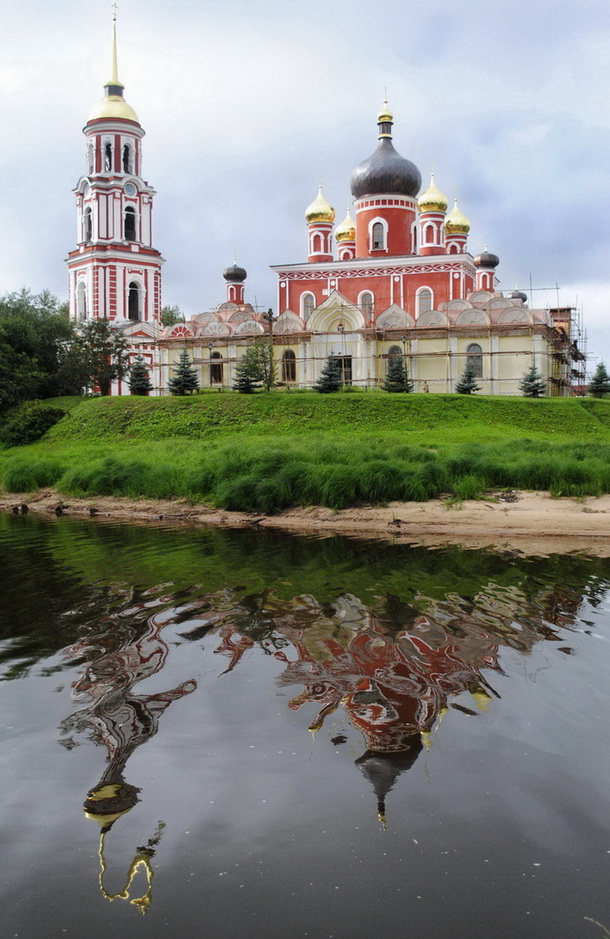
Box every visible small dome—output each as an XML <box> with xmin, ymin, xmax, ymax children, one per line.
<box><xmin>445</xmin><ymin>199</ymin><xmax>470</xmax><ymax>234</ymax></box>
<box><xmin>473</xmin><ymin>247</ymin><xmax>500</xmax><ymax>268</ymax></box>
<box><xmin>510</xmin><ymin>289</ymin><xmax>527</xmax><ymax>302</ymax></box>
<box><xmin>335</xmin><ymin>209</ymin><xmax>356</xmax><ymax>243</ymax></box>
<box><xmin>88</xmin><ymin>92</ymin><xmax>139</xmax><ymax>123</ymax></box>
<box><xmin>223</xmin><ymin>262</ymin><xmax>247</xmax><ymax>283</ymax></box>
<box><xmin>305</xmin><ymin>186</ymin><xmax>336</xmax><ymax>224</ymax></box>
<box><xmin>418</xmin><ymin>173</ymin><xmax>448</xmax><ymax>213</ymax></box>
<box><xmin>350</xmin><ymin>103</ymin><xmax>421</xmax><ymax>200</ymax></box>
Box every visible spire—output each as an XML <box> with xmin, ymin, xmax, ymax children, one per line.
<box><xmin>106</xmin><ymin>4</ymin><xmax>125</xmax><ymax>95</ymax></box>
<box><xmin>377</xmin><ymin>99</ymin><xmax>393</xmax><ymax>139</ymax></box>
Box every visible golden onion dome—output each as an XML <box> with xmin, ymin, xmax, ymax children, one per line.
<box><xmin>88</xmin><ymin>93</ymin><xmax>139</xmax><ymax>124</ymax></box>
<box><xmin>418</xmin><ymin>173</ymin><xmax>448</xmax><ymax>213</ymax></box>
<box><xmin>445</xmin><ymin>198</ymin><xmax>471</xmax><ymax>234</ymax></box>
<box><xmin>305</xmin><ymin>186</ymin><xmax>336</xmax><ymax>224</ymax></box>
<box><xmin>335</xmin><ymin>209</ymin><xmax>356</xmax><ymax>242</ymax></box>
<box><xmin>88</xmin><ymin>15</ymin><xmax>140</xmax><ymax>124</ymax></box>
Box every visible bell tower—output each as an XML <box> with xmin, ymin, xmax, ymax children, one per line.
<box><xmin>66</xmin><ymin>9</ymin><xmax>163</xmax><ymax>327</ymax></box>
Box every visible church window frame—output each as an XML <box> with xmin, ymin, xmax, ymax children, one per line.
<box><xmin>104</xmin><ymin>140</ymin><xmax>113</xmax><ymax>173</ymax></box>
<box><xmin>369</xmin><ymin>217</ymin><xmax>388</xmax><ymax>251</ymax></box>
<box><xmin>281</xmin><ymin>349</ymin><xmax>297</xmax><ymax>383</ymax></box>
<box><xmin>87</xmin><ymin>144</ymin><xmax>95</xmax><ymax>175</ymax></box>
<box><xmin>84</xmin><ymin>206</ymin><xmax>93</xmax><ymax>243</ymax></box>
<box><xmin>358</xmin><ymin>290</ymin><xmax>374</xmax><ymax>317</ymax></box>
<box><xmin>122</xmin><ymin>143</ymin><xmax>133</xmax><ymax>175</ymax></box>
<box><xmin>76</xmin><ymin>280</ymin><xmax>88</xmax><ymax>322</ymax></box>
<box><xmin>127</xmin><ymin>280</ymin><xmax>143</xmax><ymax>322</ymax></box>
<box><xmin>210</xmin><ymin>351</ymin><xmax>223</xmax><ymax>385</ymax></box>
<box><xmin>424</xmin><ymin>222</ymin><xmax>436</xmax><ymax>244</ymax></box>
<box><xmin>466</xmin><ymin>343</ymin><xmax>483</xmax><ymax>378</ymax></box>
<box><xmin>124</xmin><ymin>206</ymin><xmax>137</xmax><ymax>242</ymax></box>
<box><xmin>416</xmin><ymin>287</ymin><xmax>433</xmax><ymax>317</ymax></box>
<box><xmin>301</xmin><ymin>292</ymin><xmax>316</xmax><ymax>321</ymax></box>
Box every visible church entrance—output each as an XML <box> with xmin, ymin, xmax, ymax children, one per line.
<box><xmin>331</xmin><ymin>355</ymin><xmax>352</xmax><ymax>386</ymax></box>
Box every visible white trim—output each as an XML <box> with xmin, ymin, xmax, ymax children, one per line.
<box><xmin>368</xmin><ymin>216</ymin><xmax>388</xmax><ymax>251</ymax></box>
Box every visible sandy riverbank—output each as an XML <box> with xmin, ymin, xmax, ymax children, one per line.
<box><xmin>2</xmin><ymin>488</ymin><xmax>610</xmax><ymax>556</ymax></box>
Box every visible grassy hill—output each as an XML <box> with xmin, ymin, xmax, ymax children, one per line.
<box><xmin>2</xmin><ymin>392</ymin><xmax>610</xmax><ymax>511</ymax></box>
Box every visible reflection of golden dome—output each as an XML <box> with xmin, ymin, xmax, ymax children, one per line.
<box><xmin>305</xmin><ymin>186</ymin><xmax>336</xmax><ymax>224</ymax></box>
<box><xmin>335</xmin><ymin>209</ymin><xmax>356</xmax><ymax>242</ymax></box>
<box><xmin>445</xmin><ymin>198</ymin><xmax>471</xmax><ymax>234</ymax></box>
<box><xmin>418</xmin><ymin>173</ymin><xmax>448</xmax><ymax>213</ymax></box>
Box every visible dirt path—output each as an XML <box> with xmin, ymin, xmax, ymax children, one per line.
<box><xmin>2</xmin><ymin>488</ymin><xmax>610</xmax><ymax>556</ymax></box>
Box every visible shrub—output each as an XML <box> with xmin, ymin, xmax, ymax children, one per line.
<box><xmin>0</xmin><ymin>401</ymin><xmax>67</xmax><ymax>448</ymax></box>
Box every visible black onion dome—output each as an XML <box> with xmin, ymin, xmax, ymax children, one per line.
<box><xmin>223</xmin><ymin>263</ymin><xmax>247</xmax><ymax>283</ymax></box>
<box><xmin>473</xmin><ymin>250</ymin><xmax>500</xmax><ymax>269</ymax></box>
<box><xmin>351</xmin><ymin>139</ymin><xmax>421</xmax><ymax>199</ymax></box>
<box><xmin>510</xmin><ymin>289</ymin><xmax>527</xmax><ymax>302</ymax></box>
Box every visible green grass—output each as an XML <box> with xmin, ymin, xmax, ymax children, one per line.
<box><xmin>2</xmin><ymin>393</ymin><xmax>610</xmax><ymax>511</ymax></box>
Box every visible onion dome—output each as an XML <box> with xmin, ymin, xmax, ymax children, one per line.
<box><xmin>445</xmin><ymin>199</ymin><xmax>471</xmax><ymax>234</ymax></box>
<box><xmin>223</xmin><ymin>260</ymin><xmax>247</xmax><ymax>283</ymax></box>
<box><xmin>335</xmin><ymin>208</ymin><xmax>356</xmax><ymax>242</ymax></box>
<box><xmin>88</xmin><ymin>16</ymin><xmax>139</xmax><ymax>123</ymax></box>
<box><xmin>418</xmin><ymin>173</ymin><xmax>448</xmax><ymax>213</ymax></box>
<box><xmin>350</xmin><ymin>101</ymin><xmax>421</xmax><ymax>200</ymax></box>
<box><xmin>510</xmin><ymin>289</ymin><xmax>527</xmax><ymax>302</ymax></box>
<box><xmin>305</xmin><ymin>186</ymin><xmax>336</xmax><ymax>224</ymax></box>
<box><xmin>473</xmin><ymin>245</ymin><xmax>500</xmax><ymax>268</ymax></box>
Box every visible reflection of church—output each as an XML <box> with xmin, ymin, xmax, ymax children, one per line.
<box><xmin>67</xmin><ymin>17</ymin><xmax>586</xmax><ymax>395</ymax></box>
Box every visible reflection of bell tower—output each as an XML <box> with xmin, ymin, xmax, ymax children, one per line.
<box><xmin>66</xmin><ymin>9</ymin><xmax>164</xmax><ymax>326</ymax></box>
<box><xmin>356</xmin><ymin>743</ymin><xmax>422</xmax><ymax>828</ymax></box>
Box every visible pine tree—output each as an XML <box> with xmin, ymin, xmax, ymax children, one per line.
<box><xmin>588</xmin><ymin>362</ymin><xmax>610</xmax><ymax>398</ymax></box>
<box><xmin>233</xmin><ymin>356</ymin><xmax>259</xmax><ymax>393</ymax></box>
<box><xmin>314</xmin><ymin>356</ymin><xmax>343</xmax><ymax>393</ymax></box>
<box><xmin>455</xmin><ymin>366</ymin><xmax>481</xmax><ymax>395</ymax></box>
<box><xmin>168</xmin><ymin>348</ymin><xmax>199</xmax><ymax>396</ymax></box>
<box><xmin>519</xmin><ymin>362</ymin><xmax>546</xmax><ymax>397</ymax></box>
<box><xmin>128</xmin><ymin>354</ymin><xmax>153</xmax><ymax>395</ymax></box>
<box><xmin>382</xmin><ymin>356</ymin><xmax>413</xmax><ymax>393</ymax></box>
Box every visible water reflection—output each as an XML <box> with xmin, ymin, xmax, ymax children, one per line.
<box><xmin>59</xmin><ymin>587</ymin><xmax>197</xmax><ymax>913</ymax></box>
<box><xmin>1</xmin><ymin>515</ymin><xmax>609</xmax><ymax>930</ymax></box>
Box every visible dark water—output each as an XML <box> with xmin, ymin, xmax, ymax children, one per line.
<box><xmin>1</xmin><ymin>514</ymin><xmax>610</xmax><ymax>939</ymax></box>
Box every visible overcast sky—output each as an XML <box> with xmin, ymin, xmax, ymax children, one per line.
<box><xmin>1</xmin><ymin>0</ymin><xmax>608</xmax><ymax>363</ymax></box>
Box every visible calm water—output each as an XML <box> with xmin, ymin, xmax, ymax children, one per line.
<box><xmin>1</xmin><ymin>514</ymin><xmax>610</xmax><ymax>939</ymax></box>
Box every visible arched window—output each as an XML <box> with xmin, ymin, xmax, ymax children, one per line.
<box><xmin>104</xmin><ymin>142</ymin><xmax>112</xmax><ymax>172</ymax></box>
<box><xmin>281</xmin><ymin>350</ymin><xmax>296</xmax><ymax>383</ymax></box>
<box><xmin>124</xmin><ymin>207</ymin><xmax>136</xmax><ymax>241</ymax></box>
<box><xmin>87</xmin><ymin>145</ymin><xmax>94</xmax><ymax>175</ymax></box>
<box><xmin>210</xmin><ymin>352</ymin><xmax>223</xmax><ymax>384</ymax></box>
<box><xmin>360</xmin><ymin>292</ymin><xmax>374</xmax><ymax>316</ymax></box>
<box><xmin>128</xmin><ymin>282</ymin><xmax>140</xmax><ymax>321</ymax></box>
<box><xmin>76</xmin><ymin>281</ymin><xmax>87</xmax><ymax>321</ymax></box>
<box><xmin>417</xmin><ymin>289</ymin><xmax>433</xmax><ymax>317</ymax></box>
<box><xmin>84</xmin><ymin>207</ymin><xmax>92</xmax><ymax>242</ymax></box>
<box><xmin>372</xmin><ymin>222</ymin><xmax>385</xmax><ymax>250</ymax></box>
<box><xmin>424</xmin><ymin>223</ymin><xmax>436</xmax><ymax>244</ymax></box>
<box><xmin>122</xmin><ymin>144</ymin><xmax>132</xmax><ymax>174</ymax></box>
<box><xmin>302</xmin><ymin>293</ymin><xmax>315</xmax><ymax>321</ymax></box>
<box><xmin>466</xmin><ymin>343</ymin><xmax>483</xmax><ymax>378</ymax></box>
<box><xmin>312</xmin><ymin>233</ymin><xmax>322</xmax><ymax>253</ymax></box>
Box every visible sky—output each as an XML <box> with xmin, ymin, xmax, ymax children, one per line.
<box><xmin>1</xmin><ymin>0</ymin><xmax>609</xmax><ymax>366</ymax></box>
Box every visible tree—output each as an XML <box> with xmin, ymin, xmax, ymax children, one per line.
<box><xmin>128</xmin><ymin>354</ymin><xmax>153</xmax><ymax>395</ymax></box>
<box><xmin>71</xmin><ymin>318</ymin><xmax>130</xmax><ymax>396</ymax></box>
<box><xmin>382</xmin><ymin>356</ymin><xmax>413</xmax><ymax>393</ymax></box>
<box><xmin>161</xmin><ymin>305</ymin><xmax>185</xmax><ymax>328</ymax></box>
<box><xmin>519</xmin><ymin>362</ymin><xmax>546</xmax><ymax>397</ymax></box>
<box><xmin>233</xmin><ymin>340</ymin><xmax>275</xmax><ymax>393</ymax></box>
<box><xmin>455</xmin><ymin>366</ymin><xmax>481</xmax><ymax>395</ymax></box>
<box><xmin>0</xmin><ymin>288</ymin><xmax>78</xmax><ymax>412</ymax></box>
<box><xmin>233</xmin><ymin>356</ymin><xmax>258</xmax><ymax>394</ymax></box>
<box><xmin>587</xmin><ymin>362</ymin><xmax>610</xmax><ymax>398</ymax></box>
<box><xmin>168</xmin><ymin>348</ymin><xmax>199</xmax><ymax>395</ymax></box>
<box><xmin>314</xmin><ymin>356</ymin><xmax>343</xmax><ymax>393</ymax></box>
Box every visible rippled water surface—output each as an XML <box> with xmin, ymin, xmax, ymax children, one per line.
<box><xmin>1</xmin><ymin>513</ymin><xmax>610</xmax><ymax>939</ymax></box>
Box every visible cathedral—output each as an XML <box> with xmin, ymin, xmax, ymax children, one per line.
<box><xmin>67</xmin><ymin>19</ymin><xmax>585</xmax><ymax>396</ymax></box>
